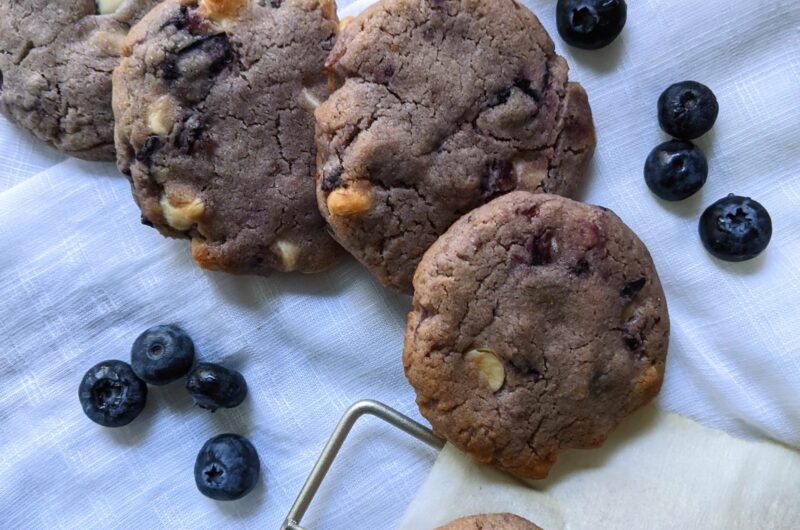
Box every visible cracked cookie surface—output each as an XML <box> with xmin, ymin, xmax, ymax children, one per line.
<box><xmin>114</xmin><ymin>0</ymin><xmax>342</xmax><ymax>275</ymax></box>
<box><xmin>316</xmin><ymin>0</ymin><xmax>596</xmax><ymax>293</ymax></box>
<box><xmin>404</xmin><ymin>191</ymin><xmax>669</xmax><ymax>479</ymax></box>
<box><xmin>436</xmin><ymin>513</ymin><xmax>541</xmax><ymax>530</ymax></box>
<box><xmin>0</xmin><ymin>0</ymin><xmax>160</xmax><ymax>160</ymax></box>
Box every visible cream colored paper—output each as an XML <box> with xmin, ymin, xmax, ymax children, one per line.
<box><xmin>399</xmin><ymin>406</ymin><xmax>800</xmax><ymax>529</ymax></box>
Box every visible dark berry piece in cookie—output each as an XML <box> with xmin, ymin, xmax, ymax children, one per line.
<box><xmin>644</xmin><ymin>140</ymin><xmax>708</xmax><ymax>201</ymax></box>
<box><xmin>194</xmin><ymin>433</ymin><xmax>260</xmax><ymax>500</ymax></box>
<box><xmin>556</xmin><ymin>0</ymin><xmax>627</xmax><ymax>50</ymax></box>
<box><xmin>699</xmin><ymin>194</ymin><xmax>772</xmax><ymax>262</ymax></box>
<box><xmin>320</xmin><ymin>164</ymin><xmax>345</xmax><ymax>192</ymax></box>
<box><xmin>130</xmin><ymin>325</ymin><xmax>195</xmax><ymax>385</ymax></box>
<box><xmin>496</xmin><ymin>79</ymin><xmax>540</xmax><ymax>106</ymax></box>
<box><xmin>621</xmin><ymin>277</ymin><xmax>646</xmax><ymax>299</ymax></box>
<box><xmin>570</xmin><ymin>258</ymin><xmax>591</xmax><ymax>276</ymax></box>
<box><xmin>135</xmin><ymin>136</ymin><xmax>163</xmax><ymax>164</ymax></box>
<box><xmin>79</xmin><ymin>360</ymin><xmax>148</xmax><ymax>427</ymax></box>
<box><xmin>164</xmin><ymin>33</ymin><xmax>235</xmax><ymax>102</ymax></box>
<box><xmin>179</xmin><ymin>34</ymin><xmax>234</xmax><ymax>77</ymax></box>
<box><xmin>186</xmin><ymin>362</ymin><xmax>247</xmax><ymax>411</ymax></box>
<box><xmin>525</xmin><ymin>229</ymin><xmax>555</xmax><ymax>266</ymax></box>
<box><xmin>174</xmin><ymin>111</ymin><xmax>209</xmax><ymax>155</ymax></box>
<box><xmin>163</xmin><ymin>5</ymin><xmax>208</xmax><ymax>34</ymax></box>
<box><xmin>482</xmin><ymin>160</ymin><xmax>517</xmax><ymax>201</ymax></box>
<box><xmin>658</xmin><ymin>81</ymin><xmax>719</xmax><ymax>140</ymax></box>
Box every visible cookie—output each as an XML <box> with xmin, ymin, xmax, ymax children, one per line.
<box><xmin>404</xmin><ymin>191</ymin><xmax>669</xmax><ymax>479</ymax></box>
<box><xmin>113</xmin><ymin>0</ymin><xmax>343</xmax><ymax>275</ymax></box>
<box><xmin>316</xmin><ymin>0</ymin><xmax>596</xmax><ymax>293</ymax></box>
<box><xmin>435</xmin><ymin>513</ymin><xmax>541</xmax><ymax>530</ymax></box>
<box><xmin>0</xmin><ymin>0</ymin><xmax>160</xmax><ymax>160</ymax></box>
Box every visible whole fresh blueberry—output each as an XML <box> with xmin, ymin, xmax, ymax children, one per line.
<box><xmin>130</xmin><ymin>325</ymin><xmax>195</xmax><ymax>385</ymax></box>
<box><xmin>699</xmin><ymin>195</ymin><xmax>772</xmax><ymax>262</ymax></box>
<box><xmin>658</xmin><ymin>81</ymin><xmax>719</xmax><ymax>140</ymax></box>
<box><xmin>556</xmin><ymin>0</ymin><xmax>627</xmax><ymax>50</ymax></box>
<box><xmin>644</xmin><ymin>140</ymin><xmax>708</xmax><ymax>201</ymax></box>
<box><xmin>194</xmin><ymin>433</ymin><xmax>260</xmax><ymax>501</ymax></box>
<box><xmin>186</xmin><ymin>362</ymin><xmax>247</xmax><ymax>411</ymax></box>
<box><xmin>79</xmin><ymin>360</ymin><xmax>148</xmax><ymax>427</ymax></box>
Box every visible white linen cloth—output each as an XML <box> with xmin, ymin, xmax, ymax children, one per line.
<box><xmin>1</xmin><ymin>0</ymin><xmax>798</xmax><ymax>528</ymax></box>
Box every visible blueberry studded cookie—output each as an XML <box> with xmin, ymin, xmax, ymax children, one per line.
<box><xmin>0</xmin><ymin>0</ymin><xmax>161</xmax><ymax>160</ymax></box>
<box><xmin>404</xmin><ymin>191</ymin><xmax>669</xmax><ymax>479</ymax></box>
<box><xmin>114</xmin><ymin>0</ymin><xmax>343</xmax><ymax>274</ymax></box>
<box><xmin>316</xmin><ymin>0</ymin><xmax>596</xmax><ymax>293</ymax></box>
<box><xmin>435</xmin><ymin>513</ymin><xmax>542</xmax><ymax>530</ymax></box>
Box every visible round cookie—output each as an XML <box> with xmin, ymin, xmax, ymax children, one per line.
<box><xmin>316</xmin><ymin>0</ymin><xmax>596</xmax><ymax>293</ymax></box>
<box><xmin>436</xmin><ymin>513</ymin><xmax>542</xmax><ymax>530</ymax></box>
<box><xmin>404</xmin><ymin>191</ymin><xmax>669</xmax><ymax>479</ymax></box>
<box><xmin>114</xmin><ymin>0</ymin><xmax>342</xmax><ymax>275</ymax></box>
<box><xmin>0</xmin><ymin>0</ymin><xmax>161</xmax><ymax>160</ymax></box>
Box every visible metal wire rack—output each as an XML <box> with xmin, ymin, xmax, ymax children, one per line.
<box><xmin>281</xmin><ymin>400</ymin><xmax>444</xmax><ymax>530</ymax></box>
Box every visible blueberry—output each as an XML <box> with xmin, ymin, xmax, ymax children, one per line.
<box><xmin>130</xmin><ymin>325</ymin><xmax>195</xmax><ymax>385</ymax></box>
<box><xmin>79</xmin><ymin>360</ymin><xmax>147</xmax><ymax>427</ymax></box>
<box><xmin>556</xmin><ymin>0</ymin><xmax>627</xmax><ymax>50</ymax></box>
<box><xmin>658</xmin><ymin>81</ymin><xmax>719</xmax><ymax>140</ymax></box>
<box><xmin>194</xmin><ymin>434</ymin><xmax>260</xmax><ymax>501</ymax></box>
<box><xmin>699</xmin><ymin>194</ymin><xmax>772</xmax><ymax>262</ymax></box>
<box><xmin>644</xmin><ymin>140</ymin><xmax>708</xmax><ymax>201</ymax></box>
<box><xmin>186</xmin><ymin>362</ymin><xmax>247</xmax><ymax>411</ymax></box>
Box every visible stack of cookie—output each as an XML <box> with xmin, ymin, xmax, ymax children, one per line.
<box><xmin>2</xmin><ymin>0</ymin><xmax>670</xmax><ymax>482</ymax></box>
<box><xmin>316</xmin><ymin>1</ymin><xmax>667</xmax><ymax>481</ymax></box>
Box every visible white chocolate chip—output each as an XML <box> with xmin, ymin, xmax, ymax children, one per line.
<box><xmin>271</xmin><ymin>239</ymin><xmax>301</xmax><ymax>271</ymax></box>
<box><xmin>96</xmin><ymin>0</ymin><xmax>124</xmax><ymax>14</ymax></box>
<box><xmin>465</xmin><ymin>349</ymin><xmax>505</xmax><ymax>392</ymax></box>
<box><xmin>326</xmin><ymin>185</ymin><xmax>373</xmax><ymax>217</ymax></box>
<box><xmin>147</xmin><ymin>112</ymin><xmax>168</xmax><ymax>136</ymax></box>
<box><xmin>198</xmin><ymin>0</ymin><xmax>248</xmax><ymax>22</ymax></box>
<box><xmin>147</xmin><ymin>95</ymin><xmax>178</xmax><ymax>136</ymax></box>
<box><xmin>299</xmin><ymin>88</ymin><xmax>323</xmax><ymax>112</ymax></box>
<box><xmin>160</xmin><ymin>195</ymin><xmax>205</xmax><ymax>231</ymax></box>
